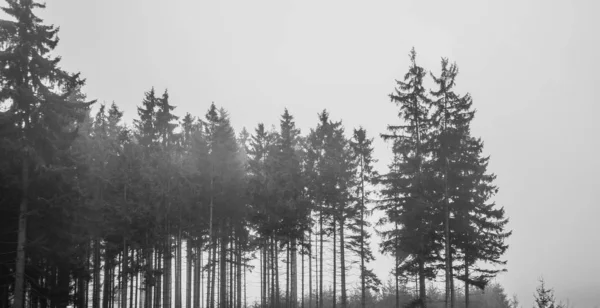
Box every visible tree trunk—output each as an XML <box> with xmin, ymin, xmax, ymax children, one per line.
<box><xmin>206</xmin><ymin>239</ymin><xmax>212</xmax><ymax>308</ymax></box>
<box><xmin>186</xmin><ymin>239</ymin><xmax>192</xmax><ymax>308</ymax></box>
<box><xmin>122</xmin><ymin>240</ymin><xmax>128</xmax><ymax>308</ymax></box>
<box><xmin>130</xmin><ymin>250</ymin><xmax>135</xmax><ymax>308</ymax></box>
<box><xmin>176</xmin><ymin>227</ymin><xmax>182</xmax><ymax>308</ymax></box>
<box><xmin>13</xmin><ymin>158</ymin><xmax>29</xmax><ymax>308</ymax></box>
<box><xmin>210</xmin><ymin>237</ymin><xmax>217</xmax><ymax>308</ymax></box>
<box><xmin>318</xmin><ymin>211</ymin><xmax>323</xmax><ymax>308</ymax></box>
<box><xmin>360</xmin><ymin>163</ymin><xmax>366</xmax><ymax>308</ymax></box>
<box><xmin>193</xmin><ymin>241</ymin><xmax>200</xmax><ymax>308</ymax></box>
<box><xmin>340</xmin><ymin>214</ymin><xmax>346</xmax><ymax>308</ymax></box>
<box><xmin>103</xmin><ymin>254</ymin><xmax>111</xmax><ymax>308</ymax></box>
<box><xmin>395</xmin><ymin>222</ymin><xmax>399</xmax><ymax>308</ymax></box>
<box><xmin>229</xmin><ymin>234</ymin><xmax>234</xmax><ymax>308</ymax></box>
<box><xmin>333</xmin><ymin>219</ymin><xmax>337</xmax><ymax>308</ymax></box>
<box><xmin>464</xmin><ymin>262</ymin><xmax>469</xmax><ymax>308</ymax></box>
<box><xmin>236</xmin><ymin>236</ymin><xmax>242</xmax><ymax>308</ymax></box>
<box><xmin>163</xmin><ymin>232</ymin><xmax>171</xmax><ymax>308</ymax></box>
<box><xmin>270</xmin><ymin>237</ymin><xmax>275</xmax><ymax>308</ymax></box>
<box><xmin>419</xmin><ymin>258</ymin><xmax>426</xmax><ymax>308</ymax></box>
<box><xmin>308</xmin><ymin>228</ymin><xmax>312</xmax><ymax>308</ymax></box>
<box><xmin>154</xmin><ymin>249</ymin><xmax>161</xmax><ymax>308</ymax></box>
<box><xmin>301</xmin><ymin>236</ymin><xmax>304</xmax><ymax>308</ymax></box>
<box><xmin>286</xmin><ymin>242</ymin><xmax>290</xmax><ymax>308</ymax></box>
<box><xmin>219</xmin><ymin>223</ymin><xmax>227</xmax><ymax>308</ymax></box>
<box><xmin>260</xmin><ymin>243</ymin><xmax>264</xmax><ymax>308</ymax></box>
<box><xmin>93</xmin><ymin>239</ymin><xmax>101</xmax><ymax>308</ymax></box>
<box><xmin>275</xmin><ymin>240</ymin><xmax>280</xmax><ymax>308</ymax></box>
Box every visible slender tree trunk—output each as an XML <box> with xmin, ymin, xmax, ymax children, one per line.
<box><xmin>270</xmin><ymin>237</ymin><xmax>275</xmax><ymax>308</ymax></box>
<box><xmin>333</xmin><ymin>219</ymin><xmax>337</xmax><ymax>308</ymax></box>
<box><xmin>286</xmin><ymin>242</ymin><xmax>290</xmax><ymax>308</ymax></box>
<box><xmin>14</xmin><ymin>158</ymin><xmax>29</xmax><ymax>308</ymax></box>
<box><xmin>464</xmin><ymin>261</ymin><xmax>469</xmax><ymax>308</ymax></box>
<box><xmin>193</xmin><ymin>241</ymin><xmax>200</xmax><ymax>308</ymax></box>
<box><xmin>187</xmin><ymin>239</ymin><xmax>192</xmax><ymax>308</ymax></box>
<box><xmin>206</xmin><ymin>239</ymin><xmax>212</xmax><ymax>308</ymax></box>
<box><xmin>308</xmin><ymin>228</ymin><xmax>312</xmax><ymax>308</ymax></box>
<box><xmin>339</xmin><ymin>214</ymin><xmax>346</xmax><ymax>308</ymax></box>
<box><xmin>163</xmin><ymin>231</ymin><xmax>170</xmax><ymax>308</ymax></box>
<box><xmin>93</xmin><ymin>239</ymin><xmax>101</xmax><ymax>308</ymax></box>
<box><xmin>301</xmin><ymin>236</ymin><xmax>304</xmax><ymax>308</ymax></box>
<box><xmin>418</xmin><ymin>258</ymin><xmax>426</xmax><ymax>308</ymax></box>
<box><xmin>210</xmin><ymin>237</ymin><xmax>217</xmax><ymax>308</ymax></box>
<box><xmin>135</xmin><ymin>251</ymin><xmax>139</xmax><ymax>308</ymax></box>
<box><xmin>360</xmin><ymin>160</ymin><xmax>366</xmax><ymax>308</ymax></box>
<box><xmin>122</xmin><ymin>240</ymin><xmax>128</xmax><ymax>308</ymax></box>
<box><xmin>155</xmin><ymin>247</ymin><xmax>161</xmax><ymax>308</ymax></box>
<box><xmin>103</xmin><ymin>254</ymin><xmax>111</xmax><ymax>308</ymax></box>
<box><xmin>229</xmin><ymin>234</ymin><xmax>234</xmax><ymax>308</ymax></box>
<box><xmin>260</xmin><ymin>243</ymin><xmax>264</xmax><ymax>308</ymax></box>
<box><xmin>176</xmin><ymin>226</ymin><xmax>182</xmax><ymax>308</ymax></box>
<box><xmin>318</xmin><ymin>210</ymin><xmax>323</xmax><ymax>308</ymax></box>
<box><xmin>275</xmin><ymin>240</ymin><xmax>280</xmax><ymax>308</ymax></box>
<box><xmin>395</xmin><ymin>222</ymin><xmax>399</xmax><ymax>308</ymax></box>
<box><xmin>219</xmin><ymin>222</ymin><xmax>227</xmax><ymax>308</ymax></box>
<box><xmin>236</xmin><ymin>236</ymin><xmax>242</xmax><ymax>308</ymax></box>
<box><xmin>130</xmin><ymin>250</ymin><xmax>135</xmax><ymax>308</ymax></box>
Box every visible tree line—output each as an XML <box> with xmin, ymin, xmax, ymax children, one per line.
<box><xmin>0</xmin><ymin>1</ymin><xmax>510</xmax><ymax>308</ymax></box>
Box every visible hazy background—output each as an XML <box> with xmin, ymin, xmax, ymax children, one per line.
<box><xmin>13</xmin><ymin>0</ymin><xmax>600</xmax><ymax>307</ymax></box>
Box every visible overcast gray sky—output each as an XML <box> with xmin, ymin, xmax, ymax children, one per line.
<box><xmin>18</xmin><ymin>0</ymin><xmax>600</xmax><ymax>307</ymax></box>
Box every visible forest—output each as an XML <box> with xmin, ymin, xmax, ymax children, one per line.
<box><xmin>0</xmin><ymin>1</ymin><xmax>547</xmax><ymax>308</ymax></box>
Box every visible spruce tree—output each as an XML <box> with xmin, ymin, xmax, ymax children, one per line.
<box><xmin>379</xmin><ymin>48</ymin><xmax>437</xmax><ymax>308</ymax></box>
<box><xmin>0</xmin><ymin>1</ymin><xmax>93</xmax><ymax>307</ymax></box>
<box><xmin>348</xmin><ymin>127</ymin><xmax>381</xmax><ymax>308</ymax></box>
<box><xmin>429</xmin><ymin>58</ymin><xmax>475</xmax><ymax>308</ymax></box>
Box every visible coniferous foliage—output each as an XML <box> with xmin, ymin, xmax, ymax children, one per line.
<box><xmin>379</xmin><ymin>48</ymin><xmax>439</xmax><ymax>308</ymax></box>
<box><xmin>0</xmin><ymin>3</ymin><xmax>512</xmax><ymax>308</ymax></box>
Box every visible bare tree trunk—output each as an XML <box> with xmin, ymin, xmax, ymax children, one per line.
<box><xmin>176</xmin><ymin>227</ymin><xmax>182</xmax><ymax>308</ymax></box>
<box><xmin>339</xmin><ymin>214</ymin><xmax>347</xmax><ymax>308</ymax></box>
<box><xmin>219</xmin><ymin>223</ymin><xmax>227</xmax><ymax>308</ymax></box>
<box><xmin>275</xmin><ymin>240</ymin><xmax>280</xmax><ymax>308</ymax></box>
<box><xmin>206</xmin><ymin>239</ymin><xmax>212</xmax><ymax>308</ymax></box>
<box><xmin>210</xmin><ymin>237</ymin><xmax>217</xmax><ymax>308</ymax></box>
<box><xmin>286</xmin><ymin>242</ymin><xmax>290</xmax><ymax>308</ymax></box>
<box><xmin>308</xmin><ymin>228</ymin><xmax>312</xmax><ymax>308</ymax></box>
<box><xmin>419</xmin><ymin>258</ymin><xmax>426</xmax><ymax>308</ymax></box>
<box><xmin>229</xmin><ymin>234</ymin><xmax>234</xmax><ymax>308</ymax></box>
<box><xmin>13</xmin><ymin>158</ymin><xmax>29</xmax><ymax>308</ymax></box>
<box><xmin>154</xmin><ymin>249</ymin><xmax>161</xmax><ymax>308</ymax></box>
<box><xmin>464</xmin><ymin>262</ymin><xmax>469</xmax><ymax>308</ymax></box>
<box><xmin>395</xmin><ymin>223</ymin><xmax>399</xmax><ymax>308</ymax></box>
<box><xmin>163</xmin><ymin>231</ymin><xmax>170</xmax><ymax>308</ymax></box>
<box><xmin>236</xmin><ymin>236</ymin><xmax>242</xmax><ymax>308</ymax></box>
<box><xmin>193</xmin><ymin>241</ymin><xmax>200</xmax><ymax>308</ymax></box>
<box><xmin>122</xmin><ymin>240</ymin><xmax>128</xmax><ymax>308</ymax></box>
<box><xmin>333</xmin><ymin>219</ymin><xmax>337</xmax><ymax>308</ymax></box>
<box><xmin>301</xmin><ymin>236</ymin><xmax>304</xmax><ymax>308</ymax></box>
<box><xmin>93</xmin><ymin>239</ymin><xmax>101</xmax><ymax>308</ymax></box>
<box><xmin>260</xmin><ymin>243</ymin><xmax>264</xmax><ymax>308</ymax></box>
<box><xmin>186</xmin><ymin>239</ymin><xmax>192</xmax><ymax>308</ymax></box>
<box><xmin>359</xmin><ymin>160</ymin><xmax>366</xmax><ymax>308</ymax></box>
<box><xmin>130</xmin><ymin>250</ymin><xmax>134</xmax><ymax>308</ymax></box>
<box><xmin>270</xmin><ymin>237</ymin><xmax>275</xmax><ymax>308</ymax></box>
<box><xmin>135</xmin><ymin>251</ymin><xmax>139</xmax><ymax>308</ymax></box>
<box><xmin>318</xmin><ymin>211</ymin><xmax>323</xmax><ymax>308</ymax></box>
<box><xmin>103</xmin><ymin>253</ymin><xmax>111</xmax><ymax>308</ymax></box>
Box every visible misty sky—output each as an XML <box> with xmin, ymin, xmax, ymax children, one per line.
<box><xmin>10</xmin><ymin>0</ymin><xmax>600</xmax><ymax>307</ymax></box>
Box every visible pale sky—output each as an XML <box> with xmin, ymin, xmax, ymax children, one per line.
<box><xmin>13</xmin><ymin>0</ymin><xmax>600</xmax><ymax>307</ymax></box>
